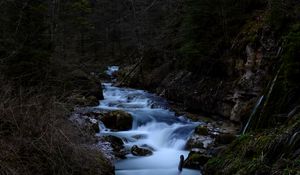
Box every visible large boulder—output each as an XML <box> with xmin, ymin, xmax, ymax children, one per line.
<box><xmin>139</xmin><ymin>144</ymin><xmax>155</xmax><ymax>151</ymax></box>
<box><xmin>131</xmin><ymin>145</ymin><xmax>153</xmax><ymax>156</ymax></box>
<box><xmin>103</xmin><ymin>136</ymin><xmax>124</xmax><ymax>150</ymax></box>
<box><xmin>184</xmin><ymin>151</ymin><xmax>211</xmax><ymax>170</ymax></box>
<box><xmin>101</xmin><ymin>110</ymin><xmax>133</xmax><ymax>131</ymax></box>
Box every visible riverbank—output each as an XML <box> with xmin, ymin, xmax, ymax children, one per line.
<box><xmin>0</xmin><ymin>69</ymin><xmax>115</xmax><ymax>175</ymax></box>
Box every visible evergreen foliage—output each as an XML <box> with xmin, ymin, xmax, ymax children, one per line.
<box><xmin>179</xmin><ymin>0</ymin><xmax>267</xmax><ymax>75</ymax></box>
<box><xmin>0</xmin><ymin>1</ymin><xmax>52</xmax><ymax>86</ymax></box>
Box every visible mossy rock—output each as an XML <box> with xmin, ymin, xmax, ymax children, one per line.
<box><xmin>194</xmin><ymin>125</ymin><xmax>209</xmax><ymax>136</ymax></box>
<box><xmin>103</xmin><ymin>135</ymin><xmax>124</xmax><ymax>150</ymax></box>
<box><xmin>184</xmin><ymin>151</ymin><xmax>211</xmax><ymax>170</ymax></box>
<box><xmin>103</xmin><ymin>135</ymin><xmax>127</xmax><ymax>159</ymax></box>
<box><xmin>185</xmin><ymin>137</ymin><xmax>205</xmax><ymax>150</ymax></box>
<box><xmin>131</xmin><ymin>145</ymin><xmax>153</xmax><ymax>156</ymax></box>
<box><xmin>101</xmin><ymin>110</ymin><xmax>133</xmax><ymax>131</ymax></box>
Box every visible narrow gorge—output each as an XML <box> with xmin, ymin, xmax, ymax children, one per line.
<box><xmin>0</xmin><ymin>0</ymin><xmax>299</xmax><ymax>175</ymax></box>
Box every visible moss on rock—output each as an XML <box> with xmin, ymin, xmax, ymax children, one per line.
<box><xmin>204</xmin><ymin>116</ymin><xmax>300</xmax><ymax>175</ymax></box>
<box><xmin>184</xmin><ymin>151</ymin><xmax>211</xmax><ymax>170</ymax></box>
<box><xmin>101</xmin><ymin>110</ymin><xmax>133</xmax><ymax>131</ymax></box>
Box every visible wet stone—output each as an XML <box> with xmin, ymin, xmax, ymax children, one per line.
<box><xmin>131</xmin><ymin>145</ymin><xmax>153</xmax><ymax>156</ymax></box>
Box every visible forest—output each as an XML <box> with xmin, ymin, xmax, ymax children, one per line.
<box><xmin>0</xmin><ymin>0</ymin><xmax>300</xmax><ymax>174</ymax></box>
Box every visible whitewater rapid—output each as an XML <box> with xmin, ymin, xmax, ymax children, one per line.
<box><xmin>97</xmin><ymin>67</ymin><xmax>201</xmax><ymax>175</ymax></box>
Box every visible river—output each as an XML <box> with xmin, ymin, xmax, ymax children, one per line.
<box><xmin>97</xmin><ymin>66</ymin><xmax>201</xmax><ymax>175</ymax></box>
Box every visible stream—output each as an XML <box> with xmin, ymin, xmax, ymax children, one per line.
<box><xmin>97</xmin><ymin>66</ymin><xmax>201</xmax><ymax>175</ymax></box>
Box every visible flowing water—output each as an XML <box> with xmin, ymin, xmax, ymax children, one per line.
<box><xmin>242</xmin><ymin>66</ymin><xmax>282</xmax><ymax>134</ymax></box>
<box><xmin>97</xmin><ymin>67</ymin><xmax>201</xmax><ymax>175</ymax></box>
<box><xmin>242</xmin><ymin>95</ymin><xmax>264</xmax><ymax>134</ymax></box>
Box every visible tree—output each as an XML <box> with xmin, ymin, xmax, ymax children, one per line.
<box><xmin>0</xmin><ymin>0</ymin><xmax>52</xmax><ymax>86</ymax></box>
<box><xmin>179</xmin><ymin>0</ymin><xmax>266</xmax><ymax>75</ymax></box>
<box><xmin>268</xmin><ymin>0</ymin><xmax>288</xmax><ymax>28</ymax></box>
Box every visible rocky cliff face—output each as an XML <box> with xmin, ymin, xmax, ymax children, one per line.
<box><xmin>116</xmin><ymin>3</ymin><xmax>300</xmax><ymax>173</ymax></box>
<box><xmin>117</xmin><ymin>18</ymin><xmax>279</xmax><ymax>124</ymax></box>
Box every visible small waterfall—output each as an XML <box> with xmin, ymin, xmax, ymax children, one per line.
<box><xmin>288</xmin><ymin>131</ymin><xmax>300</xmax><ymax>146</ymax></box>
<box><xmin>264</xmin><ymin>66</ymin><xmax>282</xmax><ymax>107</ymax></box>
<box><xmin>242</xmin><ymin>95</ymin><xmax>265</xmax><ymax>134</ymax></box>
<box><xmin>242</xmin><ymin>65</ymin><xmax>283</xmax><ymax>134</ymax></box>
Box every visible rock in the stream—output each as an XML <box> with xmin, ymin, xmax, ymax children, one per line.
<box><xmin>131</xmin><ymin>145</ymin><xmax>153</xmax><ymax>156</ymax></box>
<box><xmin>215</xmin><ymin>133</ymin><xmax>236</xmax><ymax>145</ymax></box>
<box><xmin>101</xmin><ymin>110</ymin><xmax>133</xmax><ymax>131</ymax></box>
<box><xmin>140</xmin><ymin>144</ymin><xmax>155</xmax><ymax>151</ymax></box>
<box><xmin>103</xmin><ymin>135</ymin><xmax>127</xmax><ymax>159</ymax></box>
<box><xmin>103</xmin><ymin>136</ymin><xmax>124</xmax><ymax>150</ymax></box>
<box><xmin>184</xmin><ymin>151</ymin><xmax>211</xmax><ymax>170</ymax></box>
<box><xmin>132</xmin><ymin>134</ymin><xmax>148</xmax><ymax>140</ymax></box>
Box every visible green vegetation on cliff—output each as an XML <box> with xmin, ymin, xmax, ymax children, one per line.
<box><xmin>115</xmin><ymin>0</ymin><xmax>300</xmax><ymax>174</ymax></box>
<box><xmin>180</xmin><ymin>0</ymin><xmax>266</xmax><ymax>75</ymax></box>
<box><xmin>204</xmin><ymin>1</ymin><xmax>300</xmax><ymax>174</ymax></box>
<box><xmin>205</xmin><ymin>115</ymin><xmax>300</xmax><ymax>175</ymax></box>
